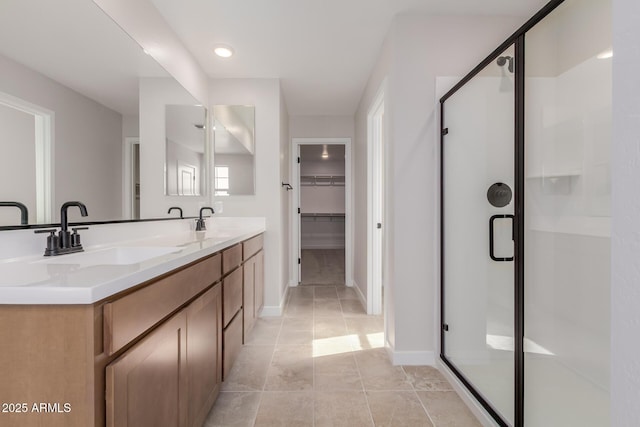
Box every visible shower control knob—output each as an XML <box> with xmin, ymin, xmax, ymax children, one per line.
<box><xmin>487</xmin><ymin>183</ymin><xmax>512</xmax><ymax>208</ymax></box>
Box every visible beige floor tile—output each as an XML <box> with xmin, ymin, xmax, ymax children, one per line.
<box><xmin>314</xmin><ymin>316</ymin><xmax>348</xmax><ymax>339</ymax></box>
<box><xmin>254</xmin><ymin>391</ymin><xmax>314</xmax><ymax>427</ymax></box>
<box><xmin>281</xmin><ymin>316</ymin><xmax>314</xmax><ymax>331</ymax></box>
<box><xmin>203</xmin><ymin>391</ymin><xmax>261</xmax><ymax>427</ymax></box>
<box><xmin>403</xmin><ymin>366</ymin><xmax>453</xmax><ymax>391</ymax></box>
<box><xmin>416</xmin><ymin>391</ymin><xmax>482</xmax><ymax>427</ymax></box>
<box><xmin>337</xmin><ymin>286</ymin><xmax>359</xmax><ymax>300</ymax></box>
<box><xmin>315</xmin><ymin>391</ymin><xmax>374</xmax><ymax>427</ymax></box>
<box><xmin>288</xmin><ymin>286</ymin><xmax>315</xmax><ymax>299</ymax></box>
<box><xmin>345</xmin><ymin>317</ymin><xmax>384</xmax><ymax>334</ymax></box>
<box><xmin>314</xmin><ymin>352</ymin><xmax>359</xmax><ymax>375</ymax></box>
<box><xmin>366</xmin><ymin>391</ymin><xmax>434</xmax><ymax>427</ymax></box>
<box><xmin>222</xmin><ymin>345</ymin><xmax>275</xmax><ymax>392</ymax></box>
<box><xmin>314</xmin><ymin>299</ymin><xmax>343</xmax><ymax>316</ymax></box>
<box><xmin>245</xmin><ymin>317</ymin><xmax>282</xmax><ymax>346</ymax></box>
<box><xmin>355</xmin><ymin>349</ymin><xmax>413</xmax><ymax>391</ymax></box>
<box><xmin>314</xmin><ymin>286</ymin><xmax>339</xmax><ymax>299</ymax></box>
<box><xmin>265</xmin><ymin>346</ymin><xmax>313</xmax><ymax>391</ymax></box>
<box><xmin>341</xmin><ymin>299</ymin><xmax>367</xmax><ymax>316</ymax></box>
<box><xmin>277</xmin><ymin>327</ymin><xmax>314</xmax><ymax>345</ymax></box>
<box><xmin>284</xmin><ymin>299</ymin><xmax>314</xmax><ymax>317</ymax></box>
<box><xmin>314</xmin><ymin>352</ymin><xmax>363</xmax><ymax>391</ymax></box>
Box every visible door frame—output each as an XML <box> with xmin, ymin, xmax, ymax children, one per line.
<box><xmin>367</xmin><ymin>81</ymin><xmax>386</xmax><ymax>315</ymax></box>
<box><xmin>290</xmin><ymin>137</ymin><xmax>353</xmax><ymax>287</ymax></box>
<box><xmin>123</xmin><ymin>137</ymin><xmax>140</xmax><ymax>219</ymax></box>
<box><xmin>0</xmin><ymin>91</ymin><xmax>54</xmax><ymax>224</ymax></box>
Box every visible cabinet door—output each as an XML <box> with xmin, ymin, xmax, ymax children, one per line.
<box><xmin>254</xmin><ymin>250</ymin><xmax>264</xmax><ymax>316</ymax></box>
<box><xmin>186</xmin><ymin>285</ymin><xmax>222</xmax><ymax>427</ymax></box>
<box><xmin>242</xmin><ymin>257</ymin><xmax>255</xmax><ymax>340</ymax></box>
<box><xmin>106</xmin><ymin>311</ymin><xmax>187</xmax><ymax>427</ymax></box>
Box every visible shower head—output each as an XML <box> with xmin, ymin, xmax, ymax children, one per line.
<box><xmin>497</xmin><ymin>56</ymin><xmax>514</xmax><ymax>73</ymax></box>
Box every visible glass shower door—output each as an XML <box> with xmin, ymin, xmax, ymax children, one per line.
<box><xmin>441</xmin><ymin>45</ymin><xmax>516</xmax><ymax>426</ymax></box>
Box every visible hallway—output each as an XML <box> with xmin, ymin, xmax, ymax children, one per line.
<box><xmin>203</xmin><ymin>284</ymin><xmax>480</xmax><ymax>426</ymax></box>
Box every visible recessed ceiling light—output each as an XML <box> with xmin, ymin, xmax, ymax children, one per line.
<box><xmin>213</xmin><ymin>45</ymin><xmax>234</xmax><ymax>58</ymax></box>
<box><xmin>597</xmin><ymin>49</ymin><xmax>613</xmax><ymax>59</ymax></box>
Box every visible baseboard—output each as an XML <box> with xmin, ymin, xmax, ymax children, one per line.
<box><xmin>437</xmin><ymin>359</ymin><xmax>499</xmax><ymax>427</ymax></box>
<box><xmin>352</xmin><ymin>280</ymin><xmax>367</xmax><ymax>309</ymax></box>
<box><xmin>260</xmin><ymin>283</ymin><xmax>290</xmax><ymax>317</ymax></box>
<box><xmin>384</xmin><ymin>346</ymin><xmax>436</xmax><ymax>366</ymax></box>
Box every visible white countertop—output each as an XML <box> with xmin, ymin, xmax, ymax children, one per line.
<box><xmin>0</xmin><ymin>218</ymin><xmax>265</xmax><ymax>305</ymax></box>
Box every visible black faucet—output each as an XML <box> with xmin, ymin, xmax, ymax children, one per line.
<box><xmin>35</xmin><ymin>201</ymin><xmax>89</xmax><ymax>256</ymax></box>
<box><xmin>168</xmin><ymin>206</ymin><xmax>183</xmax><ymax>218</ymax></box>
<box><xmin>0</xmin><ymin>201</ymin><xmax>29</xmax><ymax>225</ymax></box>
<box><xmin>195</xmin><ymin>207</ymin><xmax>214</xmax><ymax>231</ymax></box>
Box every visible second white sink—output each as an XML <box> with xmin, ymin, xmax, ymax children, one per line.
<box><xmin>37</xmin><ymin>246</ymin><xmax>182</xmax><ymax>266</ymax></box>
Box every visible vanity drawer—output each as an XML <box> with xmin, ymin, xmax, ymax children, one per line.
<box><xmin>222</xmin><ymin>309</ymin><xmax>243</xmax><ymax>380</ymax></box>
<box><xmin>104</xmin><ymin>253</ymin><xmax>222</xmax><ymax>356</ymax></box>
<box><xmin>222</xmin><ymin>244</ymin><xmax>242</xmax><ymax>274</ymax></box>
<box><xmin>243</xmin><ymin>234</ymin><xmax>263</xmax><ymax>260</ymax></box>
<box><xmin>222</xmin><ymin>267</ymin><xmax>243</xmax><ymax>327</ymax></box>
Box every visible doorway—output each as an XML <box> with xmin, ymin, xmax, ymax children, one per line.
<box><xmin>291</xmin><ymin>138</ymin><xmax>352</xmax><ymax>287</ymax></box>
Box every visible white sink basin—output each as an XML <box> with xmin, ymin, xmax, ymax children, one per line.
<box><xmin>36</xmin><ymin>246</ymin><xmax>182</xmax><ymax>266</ymax></box>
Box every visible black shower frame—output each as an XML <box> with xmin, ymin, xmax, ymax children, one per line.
<box><xmin>439</xmin><ymin>0</ymin><xmax>565</xmax><ymax>426</ymax></box>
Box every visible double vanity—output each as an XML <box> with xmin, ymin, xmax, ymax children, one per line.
<box><xmin>0</xmin><ymin>217</ymin><xmax>265</xmax><ymax>427</ymax></box>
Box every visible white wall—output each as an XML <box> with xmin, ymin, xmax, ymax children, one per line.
<box><xmin>289</xmin><ymin>115</ymin><xmax>354</xmax><ymax>139</ymax></box>
<box><xmin>280</xmin><ymin>85</ymin><xmax>291</xmax><ymax>291</ymax></box>
<box><xmin>209</xmin><ymin>78</ymin><xmax>290</xmax><ymax>313</ymax></box>
<box><xmin>611</xmin><ymin>0</ymin><xmax>640</xmax><ymax>424</ymax></box>
<box><xmin>0</xmin><ymin>53</ymin><xmax>123</xmax><ymax>223</ymax></box>
<box><xmin>139</xmin><ymin>78</ymin><xmax>206</xmax><ymax>218</ymax></box>
<box><xmin>355</xmin><ymin>15</ymin><xmax>522</xmax><ymax>363</ymax></box>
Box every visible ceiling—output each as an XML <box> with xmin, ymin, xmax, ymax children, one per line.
<box><xmin>0</xmin><ymin>0</ymin><xmax>168</xmax><ymax>116</ymax></box>
<box><xmin>150</xmin><ymin>0</ymin><xmax>549</xmax><ymax>115</ymax></box>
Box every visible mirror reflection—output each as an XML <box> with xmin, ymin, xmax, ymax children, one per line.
<box><xmin>165</xmin><ymin>105</ymin><xmax>207</xmax><ymax>196</ymax></box>
<box><xmin>213</xmin><ymin>105</ymin><xmax>255</xmax><ymax>196</ymax></box>
<box><xmin>0</xmin><ymin>0</ymin><xmax>202</xmax><ymax>228</ymax></box>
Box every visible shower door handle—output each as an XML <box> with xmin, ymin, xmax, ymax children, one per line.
<box><xmin>489</xmin><ymin>214</ymin><xmax>514</xmax><ymax>262</ymax></box>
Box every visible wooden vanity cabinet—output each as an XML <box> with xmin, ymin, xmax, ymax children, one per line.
<box><xmin>105</xmin><ymin>258</ymin><xmax>223</xmax><ymax>427</ymax></box>
<box><xmin>186</xmin><ymin>285</ymin><xmax>222</xmax><ymax>427</ymax></box>
<box><xmin>106</xmin><ymin>310</ymin><xmax>188</xmax><ymax>427</ymax></box>
<box><xmin>242</xmin><ymin>235</ymin><xmax>264</xmax><ymax>340</ymax></box>
<box><xmin>0</xmin><ymin>233</ymin><xmax>262</xmax><ymax>427</ymax></box>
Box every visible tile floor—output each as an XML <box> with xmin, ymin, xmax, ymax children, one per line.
<box><xmin>203</xmin><ymin>284</ymin><xmax>481</xmax><ymax>427</ymax></box>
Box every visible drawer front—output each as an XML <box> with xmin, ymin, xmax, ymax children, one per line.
<box><xmin>104</xmin><ymin>253</ymin><xmax>221</xmax><ymax>356</ymax></box>
<box><xmin>222</xmin><ymin>244</ymin><xmax>242</xmax><ymax>274</ymax></box>
<box><xmin>222</xmin><ymin>309</ymin><xmax>243</xmax><ymax>380</ymax></box>
<box><xmin>243</xmin><ymin>234</ymin><xmax>263</xmax><ymax>261</ymax></box>
<box><xmin>222</xmin><ymin>267</ymin><xmax>243</xmax><ymax>327</ymax></box>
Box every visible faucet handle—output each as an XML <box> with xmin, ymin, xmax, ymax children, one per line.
<box><xmin>71</xmin><ymin>227</ymin><xmax>89</xmax><ymax>248</ymax></box>
<box><xmin>34</xmin><ymin>228</ymin><xmax>59</xmax><ymax>256</ymax></box>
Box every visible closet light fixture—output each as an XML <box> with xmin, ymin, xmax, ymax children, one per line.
<box><xmin>321</xmin><ymin>145</ymin><xmax>329</xmax><ymax>159</ymax></box>
<box><xmin>213</xmin><ymin>45</ymin><xmax>234</xmax><ymax>58</ymax></box>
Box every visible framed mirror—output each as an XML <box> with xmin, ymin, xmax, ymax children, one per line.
<box><xmin>165</xmin><ymin>105</ymin><xmax>207</xmax><ymax>196</ymax></box>
<box><xmin>0</xmin><ymin>0</ymin><xmax>203</xmax><ymax>228</ymax></box>
<box><xmin>213</xmin><ymin>105</ymin><xmax>255</xmax><ymax>196</ymax></box>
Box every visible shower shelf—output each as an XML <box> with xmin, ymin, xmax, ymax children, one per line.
<box><xmin>526</xmin><ymin>170</ymin><xmax>581</xmax><ymax>179</ymax></box>
<box><xmin>300</xmin><ymin>175</ymin><xmax>345</xmax><ymax>186</ymax></box>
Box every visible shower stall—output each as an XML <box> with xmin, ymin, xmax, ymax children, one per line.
<box><xmin>440</xmin><ymin>0</ymin><xmax>611</xmax><ymax>426</ymax></box>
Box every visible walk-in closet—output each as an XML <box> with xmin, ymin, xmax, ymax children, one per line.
<box><xmin>299</xmin><ymin>144</ymin><xmax>345</xmax><ymax>285</ymax></box>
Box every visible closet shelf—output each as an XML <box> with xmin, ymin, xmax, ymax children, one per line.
<box><xmin>301</xmin><ymin>213</ymin><xmax>345</xmax><ymax>222</ymax></box>
<box><xmin>300</xmin><ymin>175</ymin><xmax>345</xmax><ymax>186</ymax></box>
